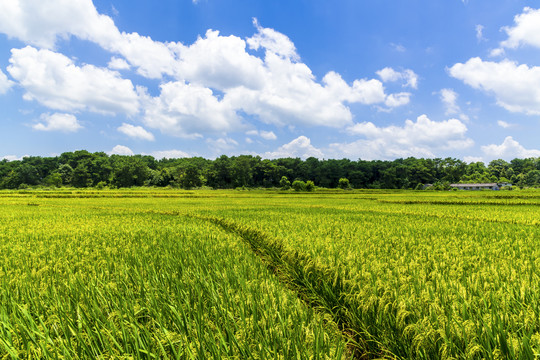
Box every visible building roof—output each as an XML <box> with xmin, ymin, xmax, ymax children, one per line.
<box><xmin>449</xmin><ymin>183</ymin><xmax>498</xmax><ymax>187</ymax></box>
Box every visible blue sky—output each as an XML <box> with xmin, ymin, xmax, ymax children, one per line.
<box><xmin>1</xmin><ymin>0</ymin><xmax>540</xmax><ymax>162</ymax></box>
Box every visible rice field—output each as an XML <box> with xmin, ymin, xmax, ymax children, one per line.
<box><xmin>0</xmin><ymin>189</ymin><xmax>539</xmax><ymax>359</ymax></box>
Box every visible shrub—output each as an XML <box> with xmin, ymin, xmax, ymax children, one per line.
<box><xmin>280</xmin><ymin>176</ymin><xmax>291</xmax><ymax>190</ymax></box>
<box><xmin>95</xmin><ymin>181</ymin><xmax>107</xmax><ymax>190</ymax></box>
<box><xmin>292</xmin><ymin>180</ymin><xmax>306</xmax><ymax>192</ymax></box>
<box><xmin>338</xmin><ymin>178</ymin><xmax>350</xmax><ymax>190</ymax></box>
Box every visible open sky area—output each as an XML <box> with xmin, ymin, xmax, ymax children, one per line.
<box><xmin>1</xmin><ymin>0</ymin><xmax>540</xmax><ymax>163</ymax></box>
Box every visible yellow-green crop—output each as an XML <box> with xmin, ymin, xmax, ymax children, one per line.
<box><xmin>1</xmin><ymin>188</ymin><xmax>540</xmax><ymax>359</ymax></box>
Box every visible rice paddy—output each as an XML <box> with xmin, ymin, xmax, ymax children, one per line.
<box><xmin>0</xmin><ymin>189</ymin><xmax>539</xmax><ymax>359</ymax></box>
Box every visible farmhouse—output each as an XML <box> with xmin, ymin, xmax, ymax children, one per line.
<box><xmin>449</xmin><ymin>183</ymin><xmax>511</xmax><ymax>191</ymax></box>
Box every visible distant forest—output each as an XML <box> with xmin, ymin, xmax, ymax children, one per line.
<box><xmin>1</xmin><ymin>150</ymin><xmax>540</xmax><ymax>190</ymax></box>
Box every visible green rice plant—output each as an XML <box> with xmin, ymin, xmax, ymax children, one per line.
<box><xmin>2</xmin><ymin>188</ymin><xmax>540</xmax><ymax>358</ymax></box>
<box><xmin>0</xmin><ymin>196</ymin><xmax>349</xmax><ymax>359</ymax></box>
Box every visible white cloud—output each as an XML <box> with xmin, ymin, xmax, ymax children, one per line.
<box><xmin>225</xmin><ymin>65</ymin><xmax>404</xmax><ymax>129</ymax></box>
<box><xmin>481</xmin><ymin>136</ymin><xmax>540</xmax><ymax>160</ymax></box>
<box><xmin>440</xmin><ymin>88</ymin><xmax>460</xmax><ymax>115</ymax></box>
<box><xmin>0</xmin><ymin>0</ymin><xmax>118</xmax><ymax>49</ymax></box>
<box><xmin>108</xmin><ymin>56</ymin><xmax>130</xmax><ymax>70</ymax></box>
<box><xmin>489</xmin><ymin>48</ymin><xmax>505</xmax><ymax>57</ymax></box>
<box><xmin>449</xmin><ymin>57</ymin><xmax>540</xmax><ymax>115</ymax></box>
<box><xmin>464</xmin><ymin>156</ymin><xmax>484</xmax><ymax>164</ymax></box>
<box><xmin>329</xmin><ymin>115</ymin><xmax>473</xmax><ymax>160</ymax></box>
<box><xmin>1</xmin><ymin>154</ymin><xmax>28</xmax><ymax>161</ymax></box>
<box><xmin>384</xmin><ymin>92</ymin><xmax>411</xmax><ymax>107</ymax></box>
<box><xmin>110</xmin><ymin>145</ymin><xmax>134</xmax><ymax>156</ymax></box>
<box><xmin>475</xmin><ymin>24</ymin><xmax>485</xmax><ymax>42</ymax></box>
<box><xmin>110</xmin><ymin>32</ymin><xmax>180</xmax><ymax>79</ymax></box>
<box><xmin>246</xmin><ymin>130</ymin><xmax>277</xmax><ymax>140</ymax></box>
<box><xmin>500</xmin><ymin>7</ymin><xmax>540</xmax><ymax>49</ymax></box>
<box><xmin>0</xmin><ymin>0</ymin><xmax>179</xmax><ymax>79</ymax></box>
<box><xmin>376</xmin><ymin>67</ymin><xmax>418</xmax><ymax>89</ymax></box>
<box><xmin>497</xmin><ymin>120</ymin><xmax>515</xmax><ymax>129</ymax></box>
<box><xmin>33</xmin><ymin>113</ymin><xmax>82</xmax><ymax>132</ymax></box>
<box><xmin>390</xmin><ymin>43</ymin><xmax>406</xmax><ymax>52</ymax></box>
<box><xmin>150</xmin><ymin>150</ymin><xmax>189</xmax><ymax>159</ymax></box>
<box><xmin>264</xmin><ymin>136</ymin><xmax>323</xmax><ymax>159</ymax></box>
<box><xmin>247</xmin><ymin>18</ymin><xmax>299</xmax><ymax>61</ymax></box>
<box><xmin>0</xmin><ymin>1</ymin><xmax>413</xmax><ymax>135</ymax></box>
<box><xmin>8</xmin><ymin>46</ymin><xmax>139</xmax><ymax>115</ymax></box>
<box><xmin>376</xmin><ymin>67</ymin><xmax>401</xmax><ymax>82</ymax></box>
<box><xmin>0</xmin><ymin>69</ymin><xmax>14</xmax><ymax>94</ymax></box>
<box><xmin>206</xmin><ymin>137</ymin><xmax>239</xmax><ymax>153</ymax></box>
<box><xmin>142</xmin><ymin>81</ymin><xmax>241</xmax><ymax>138</ymax></box>
<box><xmin>118</xmin><ymin>123</ymin><xmax>155</xmax><ymax>141</ymax></box>
<box><xmin>175</xmin><ymin>29</ymin><xmax>266</xmax><ymax>90</ymax></box>
<box><xmin>260</xmin><ymin>130</ymin><xmax>277</xmax><ymax>140</ymax></box>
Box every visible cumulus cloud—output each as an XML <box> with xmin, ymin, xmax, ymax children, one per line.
<box><xmin>118</xmin><ymin>123</ymin><xmax>154</xmax><ymax>141</ymax></box>
<box><xmin>150</xmin><ymin>150</ymin><xmax>189</xmax><ymax>159</ymax></box>
<box><xmin>500</xmin><ymin>7</ymin><xmax>540</xmax><ymax>50</ymax></box>
<box><xmin>33</xmin><ymin>113</ymin><xmax>82</xmax><ymax>132</ymax></box>
<box><xmin>0</xmin><ymin>0</ymin><xmax>179</xmax><ymax>79</ymax></box>
<box><xmin>0</xmin><ymin>69</ymin><xmax>14</xmax><ymax>94</ymax></box>
<box><xmin>449</xmin><ymin>57</ymin><xmax>540</xmax><ymax>115</ymax></box>
<box><xmin>376</xmin><ymin>67</ymin><xmax>418</xmax><ymax>89</ymax></box>
<box><xmin>225</xmin><ymin>66</ymin><xmax>402</xmax><ymax>129</ymax></box>
<box><xmin>110</xmin><ymin>145</ymin><xmax>134</xmax><ymax>156</ymax></box>
<box><xmin>440</xmin><ymin>88</ymin><xmax>460</xmax><ymax>115</ymax></box>
<box><xmin>175</xmin><ymin>29</ymin><xmax>266</xmax><ymax>90</ymax></box>
<box><xmin>264</xmin><ymin>136</ymin><xmax>324</xmax><ymax>159</ymax></box>
<box><xmin>8</xmin><ymin>46</ymin><xmax>139</xmax><ymax>115</ymax></box>
<box><xmin>0</xmin><ymin>0</ymin><xmax>117</xmax><ymax>49</ymax></box>
<box><xmin>108</xmin><ymin>57</ymin><xmax>130</xmax><ymax>70</ymax></box>
<box><xmin>247</xmin><ymin>18</ymin><xmax>299</xmax><ymax>61</ymax></box>
<box><xmin>246</xmin><ymin>130</ymin><xmax>277</xmax><ymax>140</ymax></box>
<box><xmin>481</xmin><ymin>136</ymin><xmax>540</xmax><ymax>160</ymax></box>
<box><xmin>0</xmin><ymin>1</ymin><xmax>415</xmax><ymax>137</ymax></box>
<box><xmin>384</xmin><ymin>92</ymin><xmax>411</xmax><ymax>107</ymax></box>
<box><xmin>328</xmin><ymin>115</ymin><xmax>473</xmax><ymax>160</ymax></box>
<box><xmin>110</xmin><ymin>32</ymin><xmax>180</xmax><ymax>79</ymax></box>
<box><xmin>142</xmin><ymin>81</ymin><xmax>241</xmax><ymax>138</ymax></box>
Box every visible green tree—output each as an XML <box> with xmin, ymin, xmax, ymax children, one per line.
<box><xmin>338</xmin><ymin>178</ymin><xmax>350</xmax><ymax>189</ymax></box>
<box><xmin>177</xmin><ymin>164</ymin><xmax>205</xmax><ymax>189</ymax></box>
<box><xmin>111</xmin><ymin>157</ymin><xmax>150</xmax><ymax>188</ymax></box>
<box><xmin>292</xmin><ymin>180</ymin><xmax>306</xmax><ymax>191</ymax></box>
<box><xmin>17</xmin><ymin>164</ymin><xmax>40</xmax><ymax>186</ymax></box>
<box><xmin>305</xmin><ymin>180</ymin><xmax>315</xmax><ymax>192</ymax></box>
<box><xmin>525</xmin><ymin>170</ymin><xmax>540</xmax><ymax>187</ymax></box>
<box><xmin>44</xmin><ymin>172</ymin><xmax>62</xmax><ymax>187</ymax></box>
<box><xmin>71</xmin><ymin>164</ymin><xmax>92</xmax><ymax>188</ymax></box>
<box><xmin>280</xmin><ymin>176</ymin><xmax>291</xmax><ymax>190</ymax></box>
<box><xmin>57</xmin><ymin>164</ymin><xmax>74</xmax><ymax>185</ymax></box>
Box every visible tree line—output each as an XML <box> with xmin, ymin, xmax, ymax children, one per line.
<box><xmin>1</xmin><ymin>150</ymin><xmax>540</xmax><ymax>190</ymax></box>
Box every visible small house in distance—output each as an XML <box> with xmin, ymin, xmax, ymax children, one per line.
<box><xmin>449</xmin><ymin>183</ymin><xmax>512</xmax><ymax>191</ymax></box>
